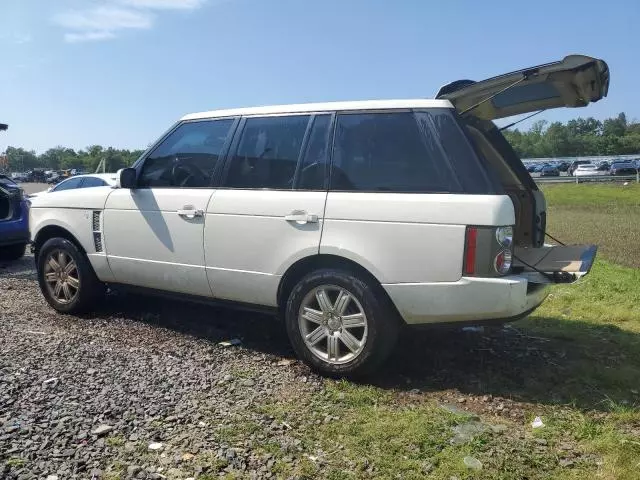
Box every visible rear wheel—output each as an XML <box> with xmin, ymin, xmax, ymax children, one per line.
<box><xmin>0</xmin><ymin>243</ymin><xmax>26</xmax><ymax>261</ymax></box>
<box><xmin>285</xmin><ymin>269</ymin><xmax>398</xmax><ymax>377</ymax></box>
<box><xmin>37</xmin><ymin>238</ymin><xmax>104</xmax><ymax>313</ymax></box>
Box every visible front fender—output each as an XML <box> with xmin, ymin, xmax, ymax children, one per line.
<box><xmin>30</xmin><ymin>208</ymin><xmax>95</xmax><ymax>254</ymax></box>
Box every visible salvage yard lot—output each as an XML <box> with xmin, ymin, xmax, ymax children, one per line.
<box><xmin>1</xmin><ymin>183</ymin><xmax>639</xmax><ymax>479</ymax></box>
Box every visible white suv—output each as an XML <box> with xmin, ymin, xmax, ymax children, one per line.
<box><xmin>30</xmin><ymin>55</ymin><xmax>607</xmax><ymax>376</ymax></box>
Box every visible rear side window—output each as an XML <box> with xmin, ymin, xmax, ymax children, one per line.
<box><xmin>331</xmin><ymin>112</ymin><xmax>462</xmax><ymax>192</ymax></box>
<box><xmin>53</xmin><ymin>177</ymin><xmax>82</xmax><ymax>191</ymax></box>
<box><xmin>223</xmin><ymin>115</ymin><xmax>310</xmax><ymax>189</ymax></box>
<box><xmin>139</xmin><ymin>119</ymin><xmax>234</xmax><ymax>188</ymax></box>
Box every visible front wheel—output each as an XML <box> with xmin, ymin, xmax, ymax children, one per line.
<box><xmin>285</xmin><ymin>269</ymin><xmax>399</xmax><ymax>377</ymax></box>
<box><xmin>37</xmin><ymin>238</ymin><xmax>104</xmax><ymax>314</ymax></box>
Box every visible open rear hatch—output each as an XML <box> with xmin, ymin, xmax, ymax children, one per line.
<box><xmin>437</xmin><ymin>55</ymin><xmax>607</xmax><ymax>284</ymax></box>
<box><xmin>436</xmin><ymin>54</ymin><xmax>609</xmax><ymax>120</ymax></box>
<box><xmin>514</xmin><ymin>244</ymin><xmax>598</xmax><ymax>284</ymax></box>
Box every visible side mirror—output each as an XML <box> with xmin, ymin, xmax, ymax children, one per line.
<box><xmin>116</xmin><ymin>168</ymin><xmax>137</xmax><ymax>189</ymax></box>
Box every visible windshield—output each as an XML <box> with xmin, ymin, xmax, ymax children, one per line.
<box><xmin>0</xmin><ymin>175</ymin><xmax>19</xmax><ymax>188</ymax></box>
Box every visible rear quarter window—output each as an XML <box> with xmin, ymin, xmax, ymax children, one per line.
<box><xmin>330</xmin><ymin>110</ymin><xmax>496</xmax><ymax>193</ymax></box>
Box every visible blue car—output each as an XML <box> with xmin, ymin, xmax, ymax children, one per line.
<box><xmin>0</xmin><ymin>173</ymin><xmax>30</xmax><ymax>260</ymax></box>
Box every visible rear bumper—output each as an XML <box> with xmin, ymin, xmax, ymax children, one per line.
<box><xmin>0</xmin><ymin>228</ymin><xmax>30</xmax><ymax>247</ymax></box>
<box><xmin>0</xmin><ymin>203</ymin><xmax>30</xmax><ymax>247</ymax></box>
<box><xmin>383</xmin><ymin>275</ymin><xmax>548</xmax><ymax>325</ymax></box>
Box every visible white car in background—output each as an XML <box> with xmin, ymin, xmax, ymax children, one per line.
<box><xmin>29</xmin><ymin>174</ymin><xmax>117</xmax><ymax>198</ymax></box>
<box><xmin>29</xmin><ymin>55</ymin><xmax>607</xmax><ymax>376</ymax></box>
<box><xmin>573</xmin><ymin>164</ymin><xmax>601</xmax><ymax>177</ymax></box>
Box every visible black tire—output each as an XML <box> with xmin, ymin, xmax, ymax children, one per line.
<box><xmin>285</xmin><ymin>269</ymin><xmax>399</xmax><ymax>377</ymax></box>
<box><xmin>37</xmin><ymin>237</ymin><xmax>104</xmax><ymax>313</ymax></box>
<box><xmin>0</xmin><ymin>243</ymin><xmax>26</xmax><ymax>261</ymax></box>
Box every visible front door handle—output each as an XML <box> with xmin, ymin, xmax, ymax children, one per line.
<box><xmin>285</xmin><ymin>210</ymin><xmax>319</xmax><ymax>224</ymax></box>
<box><xmin>177</xmin><ymin>207</ymin><xmax>204</xmax><ymax>219</ymax></box>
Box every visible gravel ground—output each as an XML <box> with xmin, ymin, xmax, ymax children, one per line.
<box><xmin>1</xmin><ymin>255</ymin><xmax>320</xmax><ymax>480</ymax></box>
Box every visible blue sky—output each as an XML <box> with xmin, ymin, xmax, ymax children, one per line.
<box><xmin>1</xmin><ymin>0</ymin><xmax>639</xmax><ymax>153</ymax></box>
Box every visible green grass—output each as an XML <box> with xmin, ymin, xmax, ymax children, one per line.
<box><xmin>105</xmin><ymin>434</ymin><xmax>126</xmax><ymax>447</ymax></box>
<box><xmin>541</xmin><ymin>183</ymin><xmax>640</xmax><ymax>267</ymax></box>
<box><xmin>531</xmin><ymin>260</ymin><xmax>640</xmax><ymax>331</ymax></box>
<box><xmin>541</xmin><ymin>183</ymin><xmax>640</xmax><ymax>208</ymax></box>
<box><xmin>5</xmin><ymin>457</ymin><xmax>25</xmax><ymax>468</ymax></box>
<box><xmin>257</xmin><ymin>380</ymin><xmax>640</xmax><ymax>480</ymax></box>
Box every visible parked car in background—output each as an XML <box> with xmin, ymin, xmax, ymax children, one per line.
<box><xmin>0</xmin><ymin>174</ymin><xmax>29</xmax><ymax>260</ymax></box>
<box><xmin>25</xmin><ymin>169</ymin><xmax>48</xmax><ymax>183</ymax></box>
<box><xmin>10</xmin><ymin>172</ymin><xmax>27</xmax><ymax>182</ymax></box>
<box><xmin>609</xmin><ymin>161</ymin><xmax>637</xmax><ymax>176</ymax></box>
<box><xmin>46</xmin><ymin>173</ymin><xmax>62</xmax><ymax>184</ymax></box>
<box><xmin>596</xmin><ymin>161</ymin><xmax>610</xmax><ymax>171</ymax></box>
<box><xmin>29</xmin><ymin>174</ymin><xmax>117</xmax><ymax>198</ymax></box>
<box><xmin>573</xmin><ymin>164</ymin><xmax>600</xmax><ymax>177</ymax></box>
<box><xmin>29</xmin><ymin>54</ymin><xmax>606</xmax><ymax>375</ymax></box>
<box><xmin>526</xmin><ymin>164</ymin><xmax>537</xmax><ymax>173</ymax></box>
<box><xmin>568</xmin><ymin>160</ymin><xmax>591</xmax><ymax>176</ymax></box>
<box><xmin>557</xmin><ymin>161</ymin><xmax>570</xmax><ymax>172</ymax></box>
<box><xmin>540</xmin><ymin>165</ymin><xmax>560</xmax><ymax>176</ymax></box>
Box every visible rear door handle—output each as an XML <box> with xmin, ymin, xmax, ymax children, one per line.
<box><xmin>177</xmin><ymin>207</ymin><xmax>204</xmax><ymax>219</ymax></box>
<box><xmin>285</xmin><ymin>210</ymin><xmax>318</xmax><ymax>224</ymax></box>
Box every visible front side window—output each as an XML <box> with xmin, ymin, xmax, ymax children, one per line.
<box><xmin>53</xmin><ymin>177</ymin><xmax>82</xmax><ymax>191</ymax></box>
<box><xmin>223</xmin><ymin>115</ymin><xmax>310</xmax><ymax>189</ymax></box>
<box><xmin>139</xmin><ymin>119</ymin><xmax>234</xmax><ymax>188</ymax></box>
<box><xmin>331</xmin><ymin>112</ymin><xmax>461</xmax><ymax>192</ymax></box>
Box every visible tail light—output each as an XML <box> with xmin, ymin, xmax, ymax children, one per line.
<box><xmin>495</xmin><ymin>226</ymin><xmax>513</xmax><ymax>248</ymax></box>
<box><xmin>494</xmin><ymin>249</ymin><xmax>513</xmax><ymax>275</ymax></box>
<box><xmin>464</xmin><ymin>226</ymin><xmax>513</xmax><ymax>277</ymax></box>
<box><xmin>464</xmin><ymin>227</ymin><xmax>478</xmax><ymax>275</ymax></box>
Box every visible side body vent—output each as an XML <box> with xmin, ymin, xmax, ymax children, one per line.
<box><xmin>92</xmin><ymin>211</ymin><xmax>103</xmax><ymax>252</ymax></box>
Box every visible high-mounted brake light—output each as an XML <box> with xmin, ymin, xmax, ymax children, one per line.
<box><xmin>464</xmin><ymin>227</ymin><xmax>477</xmax><ymax>275</ymax></box>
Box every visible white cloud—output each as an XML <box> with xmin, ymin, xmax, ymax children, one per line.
<box><xmin>52</xmin><ymin>0</ymin><xmax>212</xmax><ymax>43</ymax></box>
<box><xmin>52</xmin><ymin>6</ymin><xmax>153</xmax><ymax>43</ymax></box>
<box><xmin>116</xmin><ymin>0</ymin><xmax>206</xmax><ymax>9</ymax></box>
<box><xmin>53</xmin><ymin>6</ymin><xmax>153</xmax><ymax>32</ymax></box>
<box><xmin>64</xmin><ymin>31</ymin><xmax>117</xmax><ymax>43</ymax></box>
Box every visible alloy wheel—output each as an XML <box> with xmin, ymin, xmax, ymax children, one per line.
<box><xmin>298</xmin><ymin>285</ymin><xmax>368</xmax><ymax>364</ymax></box>
<box><xmin>43</xmin><ymin>250</ymin><xmax>80</xmax><ymax>305</ymax></box>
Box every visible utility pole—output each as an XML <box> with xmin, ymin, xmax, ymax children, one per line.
<box><xmin>95</xmin><ymin>157</ymin><xmax>106</xmax><ymax>174</ymax></box>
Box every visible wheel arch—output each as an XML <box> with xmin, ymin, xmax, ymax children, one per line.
<box><xmin>277</xmin><ymin>254</ymin><xmax>403</xmax><ymax>322</ymax></box>
<box><xmin>33</xmin><ymin>224</ymin><xmax>86</xmax><ymax>261</ymax></box>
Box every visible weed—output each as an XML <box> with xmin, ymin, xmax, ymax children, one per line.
<box><xmin>5</xmin><ymin>457</ymin><xmax>25</xmax><ymax>468</ymax></box>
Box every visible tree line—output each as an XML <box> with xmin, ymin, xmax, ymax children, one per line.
<box><xmin>2</xmin><ymin>112</ymin><xmax>640</xmax><ymax>173</ymax></box>
<box><xmin>503</xmin><ymin>112</ymin><xmax>640</xmax><ymax>158</ymax></box>
<box><xmin>2</xmin><ymin>145</ymin><xmax>145</xmax><ymax>173</ymax></box>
